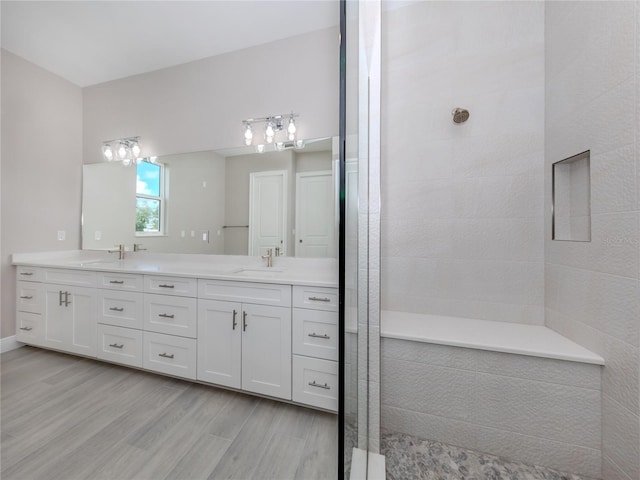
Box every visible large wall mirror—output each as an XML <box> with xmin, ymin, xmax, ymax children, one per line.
<box><xmin>82</xmin><ymin>137</ymin><xmax>337</xmax><ymax>258</ymax></box>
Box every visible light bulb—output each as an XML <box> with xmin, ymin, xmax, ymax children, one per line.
<box><xmin>276</xmin><ymin>142</ymin><xmax>284</xmax><ymax>151</ymax></box>
<box><xmin>102</xmin><ymin>144</ymin><xmax>114</xmax><ymax>161</ymax></box>
<box><xmin>265</xmin><ymin>122</ymin><xmax>275</xmax><ymax>143</ymax></box>
<box><xmin>131</xmin><ymin>141</ymin><xmax>141</xmax><ymax>158</ymax></box>
<box><xmin>117</xmin><ymin>142</ymin><xmax>128</xmax><ymax>160</ymax></box>
<box><xmin>122</xmin><ymin>157</ymin><xmax>132</xmax><ymax>167</ymax></box>
<box><xmin>149</xmin><ymin>156</ymin><xmax>158</xmax><ymax>163</ymax></box>
<box><xmin>295</xmin><ymin>140</ymin><xmax>304</xmax><ymax>149</ymax></box>
<box><xmin>244</xmin><ymin>124</ymin><xmax>253</xmax><ymax>146</ymax></box>
<box><xmin>255</xmin><ymin>144</ymin><xmax>265</xmax><ymax>154</ymax></box>
<box><xmin>287</xmin><ymin>116</ymin><xmax>297</xmax><ymax>141</ymax></box>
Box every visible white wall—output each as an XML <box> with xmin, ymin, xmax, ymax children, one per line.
<box><xmin>82</xmin><ymin>27</ymin><xmax>339</xmax><ymax>162</ymax></box>
<box><xmin>1</xmin><ymin>50</ymin><xmax>83</xmax><ymax>338</ymax></box>
<box><xmin>544</xmin><ymin>2</ymin><xmax>640</xmax><ymax>479</ymax></box>
<box><xmin>381</xmin><ymin>2</ymin><xmax>545</xmax><ymax>325</ymax></box>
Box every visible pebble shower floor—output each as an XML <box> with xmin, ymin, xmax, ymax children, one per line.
<box><xmin>381</xmin><ymin>431</ymin><xmax>590</xmax><ymax>480</ymax></box>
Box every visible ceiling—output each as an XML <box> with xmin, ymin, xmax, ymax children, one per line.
<box><xmin>1</xmin><ymin>1</ymin><xmax>339</xmax><ymax>87</ymax></box>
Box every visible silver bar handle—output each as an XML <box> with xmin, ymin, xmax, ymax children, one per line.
<box><xmin>232</xmin><ymin>310</ymin><xmax>238</xmax><ymax>330</ymax></box>
<box><xmin>109</xmin><ymin>343</ymin><xmax>124</xmax><ymax>349</ymax></box>
<box><xmin>20</xmin><ymin>295</ymin><xmax>33</xmax><ymax>300</ymax></box>
<box><xmin>159</xmin><ymin>353</ymin><xmax>174</xmax><ymax>359</ymax></box>
<box><xmin>158</xmin><ymin>284</ymin><xmax>175</xmax><ymax>289</ymax></box>
<box><xmin>308</xmin><ymin>296</ymin><xmax>331</xmax><ymax>303</ymax></box>
<box><xmin>109</xmin><ymin>280</ymin><xmax>124</xmax><ymax>284</ymax></box>
<box><xmin>59</xmin><ymin>290</ymin><xmax>64</xmax><ymax>306</ymax></box>
<box><xmin>19</xmin><ymin>327</ymin><xmax>33</xmax><ymax>331</ymax></box>
<box><xmin>64</xmin><ymin>291</ymin><xmax>71</xmax><ymax>307</ymax></box>
<box><xmin>109</xmin><ymin>307</ymin><xmax>124</xmax><ymax>312</ymax></box>
<box><xmin>158</xmin><ymin>313</ymin><xmax>175</xmax><ymax>319</ymax></box>
<box><xmin>308</xmin><ymin>381</ymin><xmax>330</xmax><ymax>390</ymax></box>
<box><xmin>308</xmin><ymin>333</ymin><xmax>330</xmax><ymax>340</ymax></box>
<box><xmin>243</xmin><ymin>311</ymin><xmax>247</xmax><ymax>332</ymax></box>
<box><xmin>19</xmin><ymin>272</ymin><xmax>33</xmax><ymax>276</ymax></box>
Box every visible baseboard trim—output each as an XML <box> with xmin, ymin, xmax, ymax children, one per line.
<box><xmin>1</xmin><ymin>336</ymin><xmax>23</xmax><ymax>353</ymax></box>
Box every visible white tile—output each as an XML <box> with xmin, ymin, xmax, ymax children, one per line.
<box><xmin>591</xmin><ymin>145</ymin><xmax>637</xmax><ymax>215</ymax></box>
<box><xmin>473</xmin><ymin>372</ymin><xmax>601</xmax><ymax>449</ymax></box>
<box><xmin>475</xmin><ymin>350</ymin><xmax>602</xmax><ymax>390</ymax></box>
<box><xmin>475</xmin><ymin>423</ymin><xmax>602</xmax><ymax>479</ymax></box>
<box><xmin>381</xmin><ymin>358</ymin><xmax>476</xmax><ymax>421</ymax></box>
<box><xmin>381</xmin><ymin>218</ymin><xmax>454</xmax><ymax>260</ymax></box>
<box><xmin>602</xmin><ymin>455</ymin><xmax>635</xmax><ymax>480</ymax></box>
<box><xmin>380</xmin><ymin>405</ymin><xmax>480</xmax><ymax>452</ymax></box>
<box><xmin>602</xmin><ymin>335</ymin><xmax>640</xmax><ymax>414</ymax></box>
<box><xmin>602</xmin><ymin>394</ymin><xmax>640</xmax><ymax>480</ymax></box>
<box><xmin>381</xmin><ymin>338</ymin><xmax>479</xmax><ymax>371</ymax></box>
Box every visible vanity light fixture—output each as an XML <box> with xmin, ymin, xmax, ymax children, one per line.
<box><xmin>242</xmin><ymin>113</ymin><xmax>304</xmax><ymax>153</ymax></box>
<box><xmin>101</xmin><ymin>136</ymin><xmax>142</xmax><ymax>165</ymax></box>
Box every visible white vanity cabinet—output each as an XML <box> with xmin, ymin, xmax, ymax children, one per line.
<box><xmin>14</xmin><ymin>260</ymin><xmax>338</xmax><ymax>412</ymax></box>
<box><xmin>292</xmin><ymin>285</ymin><xmax>339</xmax><ymax>411</ymax></box>
<box><xmin>198</xmin><ymin>280</ymin><xmax>292</xmax><ymax>400</ymax></box>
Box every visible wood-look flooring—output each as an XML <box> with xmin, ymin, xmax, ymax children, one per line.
<box><xmin>1</xmin><ymin>346</ymin><xmax>338</xmax><ymax>480</ymax></box>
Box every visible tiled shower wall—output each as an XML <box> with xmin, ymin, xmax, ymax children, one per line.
<box><xmin>381</xmin><ymin>1</ymin><xmax>545</xmax><ymax>325</ymax></box>
<box><xmin>544</xmin><ymin>2</ymin><xmax>640</xmax><ymax>479</ymax></box>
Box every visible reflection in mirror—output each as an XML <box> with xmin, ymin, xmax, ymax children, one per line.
<box><xmin>82</xmin><ymin>137</ymin><xmax>337</xmax><ymax>257</ymax></box>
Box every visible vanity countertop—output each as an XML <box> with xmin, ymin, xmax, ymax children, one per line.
<box><xmin>12</xmin><ymin>250</ymin><xmax>338</xmax><ymax>288</ymax></box>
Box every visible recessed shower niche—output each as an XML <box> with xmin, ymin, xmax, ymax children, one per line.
<box><xmin>552</xmin><ymin>150</ymin><xmax>591</xmax><ymax>241</ymax></box>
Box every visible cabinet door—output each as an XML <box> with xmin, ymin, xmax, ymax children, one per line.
<box><xmin>43</xmin><ymin>285</ymin><xmax>70</xmax><ymax>350</ymax></box>
<box><xmin>241</xmin><ymin>304</ymin><xmax>291</xmax><ymax>400</ymax></box>
<box><xmin>42</xmin><ymin>285</ymin><xmax>97</xmax><ymax>357</ymax></box>
<box><xmin>67</xmin><ymin>286</ymin><xmax>97</xmax><ymax>357</ymax></box>
<box><xmin>197</xmin><ymin>299</ymin><xmax>242</xmax><ymax>389</ymax></box>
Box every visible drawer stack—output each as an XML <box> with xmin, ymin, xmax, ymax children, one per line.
<box><xmin>16</xmin><ymin>267</ymin><xmax>44</xmax><ymax>345</ymax></box>
<box><xmin>96</xmin><ymin>272</ymin><xmax>144</xmax><ymax>368</ymax></box>
<box><xmin>292</xmin><ymin>285</ymin><xmax>339</xmax><ymax>411</ymax></box>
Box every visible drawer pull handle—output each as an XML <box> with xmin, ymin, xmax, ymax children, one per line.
<box><xmin>19</xmin><ymin>327</ymin><xmax>33</xmax><ymax>331</ymax></box>
<box><xmin>243</xmin><ymin>311</ymin><xmax>247</xmax><ymax>332</ymax></box>
<box><xmin>109</xmin><ymin>280</ymin><xmax>125</xmax><ymax>284</ymax></box>
<box><xmin>308</xmin><ymin>381</ymin><xmax>330</xmax><ymax>390</ymax></box>
<box><xmin>20</xmin><ymin>295</ymin><xmax>34</xmax><ymax>300</ymax></box>
<box><xmin>159</xmin><ymin>353</ymin><xmax>174</xmax><ymax>359</ymax></box>
<box><xmin>20</xmin><ymin>272</ymin><xmax>33</xmax><ymax>276</ymax></box>
<box><xmin>158</xmin><ymin>313</ymin><xmax>175</xmax><ymax>319</ymax></box>
<box><xmin>232</xmin><ymin>310</ymin><xmax>238</xmax><ymax>330</ymax></box>
<box><xmin>109</xmin><ymin>307</ymin><xmax>124</xmax><ymax>312</ymax></box>
<box><xmin>109</xmin><ymin>343</ymin><xmax>124</xmax><ymax>349</ymax></box>
<box><xmin>308</xmin><ymin>296</ymin><xmax>331</xmax><ymax>303</ymax></box>
<box><xmin>308</xmin><ymin>333</ymin><xmax>330</xmax><ymax>340</ymax></box>
<box><xmin>158</xmin><ymin>284</ymin><xmax>175</xmax><ymax>289</ymax></box>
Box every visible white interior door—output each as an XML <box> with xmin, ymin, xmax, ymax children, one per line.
<box><xmin>295</xmin><ymin>170</ymin><xmax>335</xmax><ymax>257</ymax></box>
<box><xmin>248</xmin><ymin>170</ymin><xmax>287</xmax><ymax>256</ymax></box>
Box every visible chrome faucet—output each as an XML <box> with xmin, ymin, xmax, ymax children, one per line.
<box><xmin>133</xmin><ymin>243</ymin><xmax>147</xmax><ymax>252</ymax></box>
<box><xmin>108</xmin><ymin>244</ymin><xmax>125</xmax><ymax>260</ymax></box>
<box><xmin>261</xmin><ymin>248</ymin><xmax>273</xmax><ymax>268</ymax></box>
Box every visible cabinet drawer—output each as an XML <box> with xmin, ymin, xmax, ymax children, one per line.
<box><xmin>97</xmin><ymin>324</ymin><xmax>143</xmax><ymax>368</ymax></box>
<box><xmin>98</xmin><ymin>290</ymin><xmax>143</xmax><ymax>329</ymax></box>
<box><xmin>143</xmin><ymin>331</ymin><xmax>196</xmax><ymax>380</ymax></box>
<box><xmin>17</xmin><ymin>281</ymin><xmax>43</xmax><ymax>314</ymax></box>
<box><xmin>43</xmin><ymin>268</ymin><xmax>97</xmax><ymax>287</ymax></box>
<box><xmin>292</xmin><ymin>309</ymin><xmax>338</xmax><ymax>361</ymax></box>
<box><xmin>97</xmin><ymin>272</ymin><xmax>144</xmax><ymax>292</ymax></box>
<box><xmin>16</xmin><ymin>311</ymin><xmax>43</xmax><ymax>345</ymax></box>
<box><xmin>293</xmin><ymin>286</ymin><xmax>338</xmax><ymax>311</ymax></box>
<box><xmin>198</xmin><ymin>279</ymin><xmax>291</xmax><ymax>307</ymax></box>
<box><xmin>16</xmin><ymin>266</ymin><xmax>43</xmax><ymax>282</ymax></box>
<box><xmin>145</xmin><ymin>276</ymin><xmax>197</xmax><ymax>297</ymax></box>
<box><xmin>292</xmin><ymin>355</ymin><xmax>338</xmax><ymax>411</ymax></box>
<box><xmin>144</xmin><ymin>294</ymin><xmax>197</xmax><ymax>338</ymax></box>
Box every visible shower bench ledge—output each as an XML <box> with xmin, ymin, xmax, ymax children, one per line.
<box><xmin>380</xmin><ymin>310</ymin><xmax>604</xmax><ymax>365</ymax></box>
